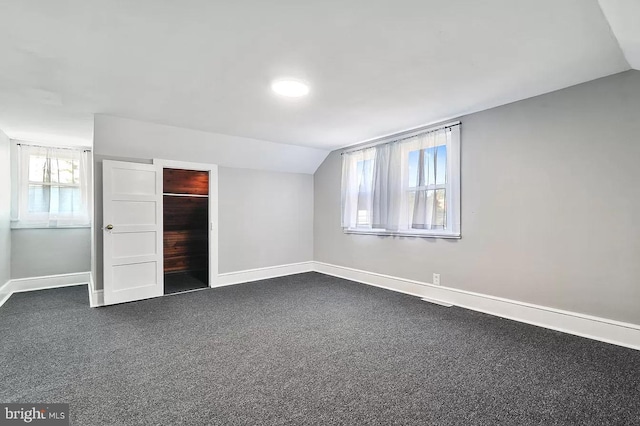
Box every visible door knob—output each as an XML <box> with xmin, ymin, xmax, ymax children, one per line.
<box><xmin>105</xmin><ymin>224</ymin><xmax>114</xmax><ymax>230</ymax></box>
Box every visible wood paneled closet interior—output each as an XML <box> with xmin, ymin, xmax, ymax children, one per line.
<box><xmin>163</xmin><ymin>168</ymin><xmax>209</xmax><ymax>294</ymax></box>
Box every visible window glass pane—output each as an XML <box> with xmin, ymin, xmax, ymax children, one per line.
<box><xmin>57</xmin><ymin>187</ymin><xmax>82</xmax><ymax>213</ymax></box>
<box><xmin>28</xmin><ymin>156</ymin><xmax>48</xmax><ymax>183</ymax></box>
<box><xmin>407</xmin><ymin>189</ymin><xmax>447</xmax><ymax>230</ymax></box>
<box><xmin>357</xmin><ymin>209</ymin><xmax>369</xmax><ymax>226</ymax></box>
<box><xmin>424</xmin><ymin>148</ymin><xmax>435</xmax><ymax>185</ymax></box>
<box><xmin>407</xmin><ymin>190</ymin><xmax>416</xmax><ymax>222</ymax></box>
<box><xmin>29</xmin><ymin>155</ymin><xmax>79</xmax><ymax>184</ymax></box>
<box><xmin>423</xmin><ymin>146</ymin><xmax>447</xmax><ymax>186</ymax></box>
<box><xmin>356</xmin><ymin>159</ymin><xmax>373</xmax><ymax>183</ymax></box>
<box><xmin>408</xmin><ymin>150</ymin><xmax>419</xmax><ymax>188</ymax></box>
<box><xmin>28</xmin><ymin>185</ymin><xmax>82</xmax><ymax>214</ymax></box>
<box><xmin>434</xmin><ymin>188</ymin><xmax>447</xmax><ymax>228</ymax></box>
<box><xmin>356</xmin><ymin>159</ymin><xmax>373</xmax><ymax>226</ymax></box>
<box><xmin>435</xmin><ymin>145</ymin><xmax>447</xmax><ymax>186</ymax></box>
<box><xmin>408</xmin><ymin>145</ymin><xmax>447</xmax><ymax>188</ymax></box>
<box><xmin>28</xmin><ymin>185</ymin><xmax>50</xmax><ymax>213</ymax></box>
<box><xmin>50</xmin><ymin>158</ymin><xmax>78</xmax><ymax>184</ymax></box>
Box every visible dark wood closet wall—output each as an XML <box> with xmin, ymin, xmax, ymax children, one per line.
<box><xmin>163</xmin><ymin>169</ymin><xmax>209</xmax><ymax>274</ymax></box>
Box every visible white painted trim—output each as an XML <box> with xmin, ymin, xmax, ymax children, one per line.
<box><xmin>0</xmin><ymin>280</ymin><xmax>12</xmax><ymax>308</ymax></box>
<box><xmin>344</xmin><ymin>229</ymin><xmax>461</xmax><ymax>239</ymax></box>
<box><xmin>0</xmin><ymin>272</ymin><xmax>91</xmax><ymax>308</ymax></box>
<box><xmin>216</xmin><ymin>262</ymin><xmax>314</xmax><ymax>287</ymax></box>
<box><xmin>8</xmin><ymin>262</ymin><xmax>638</xmax><ymax>352</ymax></box>
<box><xmin>88</xmin><ymin>274</ymin><xmax>103</xmax><ymax>307</ymax></box>
<box><xmin>8</xmin><ymin>272</ymin><xmax>90</xmax><ymax>293</ymax></box>
<box><xmin>152</xmin><ymin>159</ymin><xmax>216</xmax><ymax>171</ymax></box>
<box><xmin>88</xmin><ymin>262</ymin><xmax>315</xmax><ymax>307</ymax></box>
<box><xmin>90</xmin><ymin>289</ymin><xmax>104</xmax><ymax>307</ymax></box>
<box><xmin>313</xmin><ymin>262</ymin><xmax>640</xmax><ymax>351</ymax></box>
<box><xmin>421</xmin><ymin>297</ymin><xmax>453</xmax><ymax>307</ymax></box>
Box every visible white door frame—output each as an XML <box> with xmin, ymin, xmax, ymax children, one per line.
<box><xmin>153</xmin><ymin>159</ymin><xmax>219</xmax><ymax>288</ymax></box>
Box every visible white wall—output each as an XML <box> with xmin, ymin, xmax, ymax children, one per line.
<box><xmin>93</xmin><ymin>117</ymin><xmax>318</xmax><ymax>290</ymax></box>
<box><xmin>314</xmin><ymin>70</ymin><xmax>640</xmax><ymax>326</ymax></box>
<box><xmin>0</xmin><ymin>129</ymin><xmax>11</xmax><ymax>291</ymax></box>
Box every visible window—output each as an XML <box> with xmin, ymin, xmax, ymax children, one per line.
<box><xmin>11</xmin><ymin>143</ymin><xmax>91</xmax><ymax>228</ymax></box>
<box><xmin>341</xmin><ymin>123</ymin><xmax>460</xmax><ymax>237</ymax></box>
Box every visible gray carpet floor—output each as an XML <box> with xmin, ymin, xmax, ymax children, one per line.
<box><xmin>1</xmin><ymin>272</ymin><xmax>639</xmax><ymax>425</ymax></box>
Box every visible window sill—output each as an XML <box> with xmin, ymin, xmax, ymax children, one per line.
<box><xmin>11</xmin><ymin>223</ymin><xmax>91</xmax><ymax>230</ymax></box>
<box><xmin>343</xmin><ymin>228</ymin><xmax>461</xmax><ymax>239</ymax></box>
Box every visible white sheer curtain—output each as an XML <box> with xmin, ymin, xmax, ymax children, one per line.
<box><xmin>13</xmin><ymin>144</ymin><xmax>91</xmax><ymax>227</ymax></box>
<box><xmin>341</xmin><ymin>147</ymin><xmax>375</xmax><ymax>228</ymax></box>
<box><xmin>371</xmin><ymin>142</ymin><xmax>402</xmax><ymax>230</ymax></box>
<box><xmin>405</xmin><ymin>129</ymin><xmax>449</xmax><ymax>230</ymax></box>
<box><xmin>341</xmin><ymin>125</ymin><xmax>460</xmax><ymax>236</ymax></box>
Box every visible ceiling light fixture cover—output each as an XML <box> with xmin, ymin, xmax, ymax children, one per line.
<box><xmin>271</xmin><ymin>79</ymin><xmax>310</xmax><ymax>97</ymax></box>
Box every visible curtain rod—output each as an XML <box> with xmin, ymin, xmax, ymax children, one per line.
<box><xmin>16</xmin><ymin>142</ymin><xmax>92</xmax><ymax>152</ymax></box>
<box><xmin>341</xmin><ymin>121</ymin><xmax>460</xmax><ymax>155</ymax></box>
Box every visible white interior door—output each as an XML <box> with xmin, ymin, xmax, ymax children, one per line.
<box><xmin>103</xmin><ymin>160</ymin><xmax>163</xmax><ymax>305</ymax></box>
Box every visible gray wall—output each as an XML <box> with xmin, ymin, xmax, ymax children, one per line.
<box><xmin>219</xmin><ymin>167</ymin><xmax>313</xmax><ymax>273</ymax></box>
<box><xmin>92</xmin><ymin>155</ymin><xmax>314</xmax><ymax>290</ymax></box>
<box><xmin>11</xmin><ymin>228</ymin><xmax>91</xmax><ymax>279</ymax></box>
<box><xmin>6</xmin><ymin>140</ymin><xmax>92</xmax><ymax>280</ymax></box>
<box><xmin>314</xmin><ymin>70</ymin><xmax>640</xmax><ymax>325</ymax></box>
<box><xmin>0</xmin><ymin>130</ymin><xmax>10</xmax><ymax>287</ymax></box>
<box><xmin>92</xmin><ymin>115</ymin><xmax>322</xmax><ymax>291</ymax></box>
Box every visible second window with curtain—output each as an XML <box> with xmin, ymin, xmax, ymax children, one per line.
<box><xmin>341</xmin><ymin>124</ymin><xmax>460</xmax><ymax>237</ymax></box>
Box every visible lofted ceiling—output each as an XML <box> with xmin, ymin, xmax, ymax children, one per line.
<box><xmin>598</xmin><ymin>0</ymin><xmax>640</xmax><ymax>70</ymax></box>
<box><xmin>0</xmin><ymin>0</ymin><xmax>633</xmax><ymax>150</ymax></box>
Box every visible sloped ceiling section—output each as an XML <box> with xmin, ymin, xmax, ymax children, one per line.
<box><xmin>93</xmin><ymin>115</ymin><xmax>330</xmax><ymax>175</ymax></box>
<box><xmin>599</xmin><ymin>0</ymin><xmax>640</xmax><ymax>70</ymax></box>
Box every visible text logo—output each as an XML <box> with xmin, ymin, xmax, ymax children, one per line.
<box><xmin>0</xmin><ymin>404</ymin><xmax>69</xmax><ymax>425</ymax></box>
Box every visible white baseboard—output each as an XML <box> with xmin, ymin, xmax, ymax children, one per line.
<box><xmin>7</xmin><ymin>263</ymin><xmax>639</xmax><ymax>351</ymax></box>
<box><xmin>313</xmin><ymin>262</ymin><xmax>640</xmax><ymax>351</ymax></box>
<box><xmin>0</xmin><ymin>272</ymin><xmax>91</xmax><ymax>308</ymax></box>
<box><xmin>87</xmin><ymin>262</ymin><xmax>314</xmax><ymax>307</ymax></box>
<box><xmin>0</xmin><ymin>279</ymin><xmax>12</xmax><ymax>308</ymax></box>
<box><xmin>90</xmin><ymin>289</ymin><xmax>104</xmax><ymax>307</ymax></box>
<box><xmin>88</xmin><ymin>274</ymin><xmax>105</xmax><ymax>308</ymax></box>
<box><xmin>216</xmin><ymin>261</ymin><xmax>314</xmax><ymax>287</ymax></box>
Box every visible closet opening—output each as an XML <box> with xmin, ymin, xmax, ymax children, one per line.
<box><xmin>163</xmin><ymin>168</ymin><xmax>209</xmax><ymax>295</ymax></box>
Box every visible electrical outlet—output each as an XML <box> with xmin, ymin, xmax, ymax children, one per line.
<box><xmin>433</xmin><ymin>273</ymin><xmax>441</xmax><ymax>286</ymax></box>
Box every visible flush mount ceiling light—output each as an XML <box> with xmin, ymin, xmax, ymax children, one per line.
<box><xmin>271</xmin><ymin>79</ymin><xmax>310</xmax><ymax>98</ymax></box>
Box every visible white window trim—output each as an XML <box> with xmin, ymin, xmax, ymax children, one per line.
<box><xmin>342</xmin><ymin>123</ymin><xmax>461</xmax><ymax>239</ymax></box>
<box><xmin>344</xmin><ymin>228</ymin><xmax>461</xmax><ymax>239</ymax></box>
<box><xmin>12</xmin><ymin>223</ymin><xmax>92</xmax><ymax>230</ymax></box>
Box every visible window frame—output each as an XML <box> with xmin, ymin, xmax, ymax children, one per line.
<box><xmin>342</xmin><ymin>122</ymin><xmax>461</xmax><ymax>239</ymax></box>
